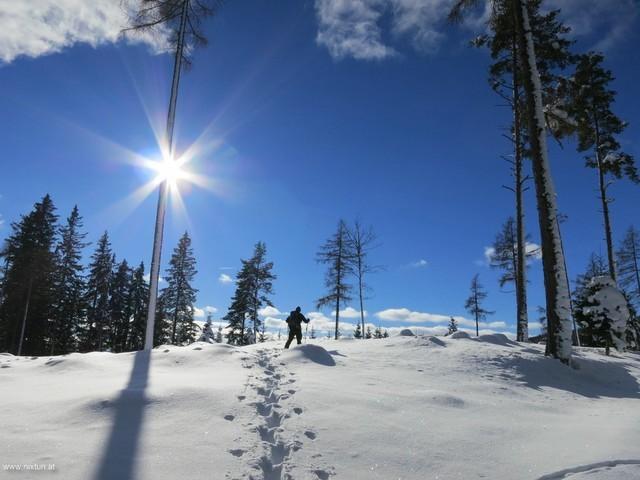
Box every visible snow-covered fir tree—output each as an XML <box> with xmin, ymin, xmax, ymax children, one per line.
<box><xmin>83</xmin><ymin>231</ymin><xmax>114</xmax><ymax>352</ymax></box>
<box><xmin>0</xmin><ymin>195</ymin><xmax>58</xmax><ymax>355</ymax></box>
<box><xmin>109</xmin><ymin>259</ymin><xmax>132</xmax><ymax>353</ymax></box>
<box><xmin>365</xmin><ymin>326</ymin><xmax>372</xmax><ymax>339</ymax></box>
<box><xmin>215</xmin><ymin>326</ymin><xmax>223</xmax><ymax>343</ymax></box>
<box><xmin>353</xmin><ymin>323</ymin><xmax>362</xmax><ymax>339</ymax></box>
<box><xmin>126</xmin><ymin>262</ymin><xmax>149</xmax><ymax>351</ymax></box>
<box><xmin>310</xmin><ymin>326</ymin><xmax>316</xmax><ymax>339</ymax></box>
<box><xmin>198</xmin><ymin>316</ymin><xmax>216</xmax><ymax>343</ymax></box>
<box><xmin>373</xmin><ymin>326</ymin><xmax>383</xmax><ymax>339</ymax></box>
<box><xmin>50</xmin><ymin>205</ymin><xmax>87</xmax><ymax>355</ymax></box>
<box><xmin>447</xmin><ymin>317</ymin><xmax>458</xmax><ymax>336</ymax></box>
<box><xmin>316</xmin><ymin>220</ymin><xmax>354</xmax><ymax>340</ymax></box>
<box><xmin>162</xmin><ymin>232</ymin><xmax>198</xmax><ymax>345</ymax></box>
<box><xmin>575</xmin><ymin>275</ymin><xmax>629</xmax><ymax>355</ymax></box>
<box><xmin>465</xmin><ymin>274</ymin><xmax>494</xmax><ymax>337</ymax></box>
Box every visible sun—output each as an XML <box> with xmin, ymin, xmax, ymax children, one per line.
<box><xmin>152</xmin><ymin>156</ymin><xmax>188</xmax><ymax>187</ymax></box>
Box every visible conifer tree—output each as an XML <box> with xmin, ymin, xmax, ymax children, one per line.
<box><xmin>489</xmin><ymin>217</ymin><xmax>538</xmax><ymax>341</ymax></box>
<box><xmin>198</xmin><ymin>316</ymin><xmax>216</xmax><ymax>343</ymax></box>
<box><xmin>215</xmin><ymin>326</ymin><xmax>223</xmax><ymax>343</ymax></box>
<box><xmin>109</xmin><ymin>260</ymin><xmax>132</xmax><ymax>352</ymax></box>
<box><xmin>246</xmin><ymin>242</ymin><xmax>276</xmax><ymax>342</ymax></box>
<box><xmin>154</xmin><ymin>293</ymin><xmax>172</xmax><ymax>346</ymax></box>
<box><xmin>365</xmin><ymin>326</ymin><xmax>373</xmax><ymax>339</ymax></box>
<box><xmin>566</xmin><ymin>53</ymin><xmax>638</xmax><ymax>282</ymax></box>
<box><xmin>310</xmin><ymin>326</ymin><xmax>317</xmax><ymax>339</ymax></box>
<box><xmin>465</xmin><ymin>274</ymin><xmax>494</xmax><ymax>337</ymax></box>
<box><xmin>83</xmin><ymin>232</ymin><xmax>114</xmax><ymax>352</ymax></box>
<box><xmin>353</xmin><ymin>323</ymin><xmax>362</xmax><ymax>339</ymax></box>
<box><xmin>382</xmin><ymin>329</ymin><xmax>389</xmax><ymax>338</ymax></box>
<box><xmin>126</xmin><ymin>262</ymin><xmax>149</xmax><ymax>351</ymax></box>
<box><xmin>317</xmin><ymin>220</ymin><xmax>354</xmax><ymax>340</ymax></box>
<box><xmin>374</xmin><ymin>326</ymin><xmax>383</xmax><ymax>339</ymax></box>
<box><xmin>50</xmin><ymin>205</ymin><xmax>88</xmax><ymax>354</ymax></box>
<box><xmin>0</xmin><ymin>195</ymin><xmax>58</xmax><ymax>355</ymax></box>
<box><xmin>447</xmin><ymin>317</ymin><xmax>458</xmax><ymax>336</ymax></box>
<box><xmin>617</xmin><ymin>227</ymin><xmax>640</xmax><ymax>308</ymax></box>
<box><xmin>162</xmin><ymin>232</ymin><xmax>198</xmax><ymax>345</ymax></box>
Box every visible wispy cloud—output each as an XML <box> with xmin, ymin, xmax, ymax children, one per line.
<box><xmin>331</xmin><ymin>307</ymin><xmax>367</xmax><ymax>318</ymax></box>
<box><xmin>375</xmin><ymin>307</ymin><xmax>507</xmax><ymax>330</ymax></box>
<box><xmin>0</xmin><ymin>0</ymin><xmax>169</xmax><ymax>64</ymax></box>
<box><xmin>194</xmin><ymin>305</ymin><xmax>218</xmax><ymax>319</ymax></box>
<box><xmin>314</xmin><ymin>0</ymin><xmax>638</xmax><ymax>61</ymax></box>
<box><xmin>410</xmin><ymin>259</ymin><xmax>428</xmax><ymax>268</ymax></box>
<box><xmin>218</xmin><ymin>273</ymin><xmax>233</xmax><ymax>284</ymax></box>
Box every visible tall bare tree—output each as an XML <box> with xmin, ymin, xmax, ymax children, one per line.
<box><xmin>347</xmin><ymin>221</ymin><xmax>381</xmax><ymax>339</ymax></box>
<box><xmin>126</xmin><ymin>0</ymin><xmax>225</xmax><ymax>351</ymax></box>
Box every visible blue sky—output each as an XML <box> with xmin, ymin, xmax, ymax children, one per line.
<box><xmin>1</xmin><ymin>0</ymin><xmax>639</xmax><ymax>337</ymax></box>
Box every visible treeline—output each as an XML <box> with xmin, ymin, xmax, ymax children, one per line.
<box><xmin>0</xmin><ymin>195</ymin><xmax>198</xmax><ymax>356</ymax></box>
<box><xmin>451</xmin><ymin>0</ymin><xmax>638</xmax><ymax>358</ymax></box>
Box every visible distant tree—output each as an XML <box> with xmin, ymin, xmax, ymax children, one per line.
<box><xmin>566</xmin><ymin>53</ymin><xmax>638</xmax><ymax>282</ymax></box>
<box><xmin>465</xmin><ymin>274</ymin><xmax>494</xmax><ymax>337</ymax></box>
<box><xmin>365</xmin><ymin>326</ymin><xmax>372</xmax><ymax>339</ymax></box>
<box><xmin>373</xmin><ymin>326</ymin><xmax>383</xmax><ymax>339</ymax></box>
<box><xmin>537</xmin><ymin>306</ymin><xmax>547</xmax><ymax>338</ymax></box>
<box><xmin>198</xmin><ymin>316</ymin><xmax>216</xmax><ymax>343</ymax></box>
<box><xmin>154</xmin><ymin>293</ymin><xmax>171</xmax><ymax>346</ymax></box>
<box><xmin>353</xmin><ymin>323</ymin><xmax>362</xmax><ymax>339</ymax></box>
<box><xmin>215</xmin><ymin>326</ymin><xmax>223</xmax><ymax>343</ymax></box>
<box><xmin>162</xmin><ymin>232</ymin><xmax>198</xmax><ymax>345</ymax></box>
<box><xmin>326</xmin><ymin>330</ymin><xmax>332</xmax><ymax>339</ymax></box>
<box><xmin>575</xmin><ymin>275</ymin><xmax>628</xmax><ymax>355</ymax></box>
<box><xmin>224</xmin><ymin>242</ymin><xmax>275</xmax><ymax>345</ymax></box>
<box><xmin>310</xmin><ymin>326</ymin><xmax>317</xmax><ymax>339</ymax></box>
<box><xmin>0</xmin><ymin>195</ymin><xmax>58</xmax><ymax>355</ymax></box>
<box><xmin>317</xmin><ymin>220</ymin><xmax>354</xmax><ymax>340</ymax></box>
<box><xmin>109</xmin><ymin>259</ymin><xmax>132</xmax><ymax>352</ymax></box>
<box><xmin>49</xmin><ymin>205</ymin><xmax>88</xmax><ymax>354</ymax></box>
<box><xmin>382</xmin><ymin>329</ymin><xmax>389</xmax><ymax>338</ymax></box>
<box><xmin>447</xmin><ymin>317</ymin><xmax>458</xmax><ymax>336</ymax></box>
<box><xmin>347</xmin><ymin>221</ymin><xmax>380</xmax><ymax>339</ymax></box>
<box><xmin>617</xmin><ymin>227</ymin><xmax>640</xmax><ymax>307</ymax></box>
<box><xmin>489</xmin><ymin>217</ymin><xmax>538</xmax><ymax>341</ymax></box>
<box><xmin>83</xmin><ymin>232</ymin><xmax>114</xmax><ymax>352</ymax></box>
<box><xmin>126</xmin><ymin>262</ymin><xmax>149</xmax><ymax>351</ymax></box>
<box><xmin>258</xmin><ymin>320</ymin><xmax>267</xmax><ymax>343</ymax></box>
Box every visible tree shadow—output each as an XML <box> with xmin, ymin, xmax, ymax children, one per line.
<box><xmin>490</xmin><ymin>351</ymin><xmax>640</xmax><ymax>399</ymax></box>
<box><xmin>94</xmin><ymin>350</ymin><xmax>151</xmax><ymax>480</ymax></box>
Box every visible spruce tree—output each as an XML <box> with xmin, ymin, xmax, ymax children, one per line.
<box><xmin>162</xmin><ymin>232</ymin><xmax>198</xmax><ymax>345</ymax></box>
<box><xmin>566</xmin><ymin>53</ymin><xmax>638</xmax><ymax>282</ymax></box>
<box><xmin>246</xmin><ymin>242</ymin><xmax>276</xmax><ymax>342</ymax></box>
<box><xmin>310</xmin><ymin>326</ymin><xmax>317</xmax><ymax>339</ymax></box>
<box><xmin>0</xmin><ymin>195</ymin><xmax>58</xmax><ymax>355</ymax></box>
<box><xmin>83</xmin><ymin>232</ymin><xmax>114</xmax><ymax>352</ymax></box>
<box><xmin>382</xmin><ymin>329</ymin><xmax>389</xmax><ymax>338</ymax></box>
<box><xmin>126</xmin><ymin>262</ymin><xmax>149</xmax><ymax>351</ymax></box>
<box><xmin>489</xmin><ymin>217</ymin><xmax>537</xmax><ymax>341</ymax></box>
<box><xmin>353</xmin><ymin>323</ymin><xmax>362</xmax><ymax>339</ymax></box>
<box><xmin>617</xmin><ymin>227</ymin><xmax>640</xmax><ymax>308</ymax></box>
<box><xmin>316</xmin><ymin>220</ymin><xmax>354</xmax><ymax>340</ymax></box>
<box><xmin>465</xmin><ymin>274</ymin><xmax>494</xmax><ymax>337</ymax></box>
<box><xmin>215</xmin><ymin>326</ymin><xmax>223</xmax><ymax>343</ymax></box>
<box><xmin>374</xmin><ymin>326</ymin><xmax>383</xmax><ymax>339</ymax></box>
<box><xmin>365</xmin><ymin>326</ymin><xmax>372</xmax><ymax>339</ymax></box>
<box><xmin>50</xmin><ymin>205</ymin><xmax>88</xmax><ymax>354</ymax></box>
<box><xmin>109</xmin><ymin>260</ymin><xmax>132</xmax><ymax>352</ymax></box>
<box><xmin>447</xmin><ymin>317</ymin><xmax>458</xmax><ymax>336</ymax></box>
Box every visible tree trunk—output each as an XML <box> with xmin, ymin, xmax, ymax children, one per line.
<box><xmin>632</xmin><ymin>231</ymin><xmax>640</xmax><ymax>297</ymax></box>
<box><xmin>514</xmin><ymin>0</ymin><xmax>572</xmax><ymax>363</ymax></box>
<box><xmin>511</xmin><ymin>30</ymin><xmax>529</xmax><ymax>343</ymax></box>
<box><xmin>17</xmin><ymin>277</ymin><xmax>33</xmax><ymax>356</ymax></box>
<box><xmin>144</xmin><ymin>0</ymin><xmax>189</xmax><ymax>351</ymax></box>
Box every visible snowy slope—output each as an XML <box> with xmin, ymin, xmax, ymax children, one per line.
<box><xmin>2</xmin><ymin>334</ymin><xmax>640</xmax><ymax>479</ymax></box>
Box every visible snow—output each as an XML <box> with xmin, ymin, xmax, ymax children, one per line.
<box><xmin>585</xmin><ymin>276</ymin><xmax>629</xmax><ymax>351</ymax></box>
<box><xmin>2</xmin><ymin>336</ymin><xmax>640</xmax><ymax>479</ymax></box>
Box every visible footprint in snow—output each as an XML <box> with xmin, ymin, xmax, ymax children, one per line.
<box><xmin>293</xmin><ymin>407</ymin><xmax>303</xmax><ymax>415</ymax></box>
<box><xmin>228</xmin><ymin>449</ymin><xmax>245</xmax><ymax>457</ymax></box>
<box><xmin>224</xmin><ymin>414</ymin><xmax>235</xmax><ymax>421</ymax></box>
<box><xmin>304</xmin><ymin>430</ymin><xmax>317</xmax><ymax>440</ymax></box>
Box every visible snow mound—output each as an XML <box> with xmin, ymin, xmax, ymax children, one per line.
<box><xmin>538</xmin><ymin>460</ymin><xmax>640</xmax><ymax>480</ymax></box>
<box><xmin>398</xmin><ymin>328</ymin><xmax>415</xmax><ymax>336</ymax></box>
<box><xmin>279</xmin><ymin>344</ymin><xmax>336</xmax><ymax>366</ymax></box>
<box><xmin>475</xmin><ymin>333</ymin><xmax>514</xmax><ymax>346</ymax></box>
<box><xmin>449</xmin><ymin>331</ymin><xmax>471</xmax><ymax>339</ymax></box>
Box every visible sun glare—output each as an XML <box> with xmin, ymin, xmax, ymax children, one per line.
<box><xmin>153</xmin><ymin>157</ymin><xmax>188</xmax><ymax>186</ymax></box>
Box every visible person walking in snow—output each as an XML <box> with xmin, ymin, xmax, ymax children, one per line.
<box><xmin>284</xmin><ymin>306</ymin><xmax>310</xmax><ymax>349</ymax></box>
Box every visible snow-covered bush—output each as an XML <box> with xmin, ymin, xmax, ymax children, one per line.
<box><xmin>576</xmin><ymin>275</ymin><xmax>629</xmax><ymax>354</ymax></box>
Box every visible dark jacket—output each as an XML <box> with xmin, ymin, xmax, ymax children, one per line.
<box><xmin>286</xmin><ymin>311</ymin><xmax>309</xmax><ymax>330</ymax></box>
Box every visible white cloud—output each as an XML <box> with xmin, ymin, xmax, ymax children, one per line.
<box><xmin>194</xmin><ymin>305</ymin><xmax>218</xmax><ymax>319</ymax></box>
<box><xmin>315</xmin><ymin>0</ymin><xmax>397</xmax><ymax>61</ymax></box>
<box><xmin>331</xmin><ymin>307</ymin><xmax>367</xmax><ymax>318</ymax></box>
<box><xmin>0</xmin><ymin>0</ymin><xmax>169</xmax><ymax>64</ymax></box>
<box><xmin>259</xmin><ymin>306</ymin><xmax>282</xmax><ymax>317</ymax></box>
<box><xmin>411</xmin><ymin>259</ymin><xmax>428</xmax><ymax>268</ymax></box>
<box><xmin>218</xmin><ymin>273</ymin><xmax>233</xmax><ymax>284</ymax></box>
<box><xmin>525</xmin><ymin>242</ymin><xmax>542</xmax><ymax>260</ymax></box>
<box><xmin>315</xmin><ymin>0</ymin><xmax>638</xmax><ymax>61</ymax></box>
<box><xmin>143</xmin><ymin>273</ymin><xmax>165</xmax><ymax>284</ymax></box>
<box><xmin>375</xmin><ymin>308</ymin><xmax>507</xmax><ymax>330</ymax></box>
